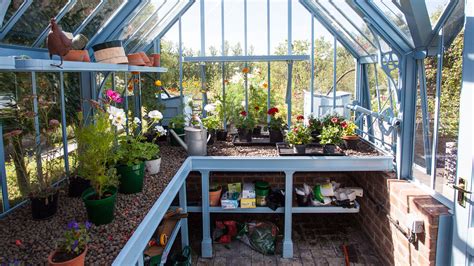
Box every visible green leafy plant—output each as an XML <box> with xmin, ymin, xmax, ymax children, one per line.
<box><xmin>114</xmin><ymin>136</ymin><xmax>159</xmax><ymax>166</ymax></box>
<box><xmin>74</xmin><ymin>111</ymin><xmax>119</xmax><ymax>198</ymax></box>
<box><xmin>235</xmin><ymin>111</ymin><xmax>256</xmax><ymax>130</ymax></box>
<box><xmin>320</xmin><ymin>124</ymin><xmax>343</xmax><ymax>145</ymax></box>
<box><xmin>342</xmin><ymin>120</ymin><xmax>357</xmax><ymax>137</ymax></box>
<box><xmin>286</xmin><ymin>122</ymin><xmax>312</xmax><ymax>145</ymax></box>
<box><xmin>169</xmin><ymin>114</ymin><xmax>186</xmax><ymax>129</ymax></box>
<box><xmin>56</xmin><ymin>221</ymin><xmax>91</xmax><ymax>256</ymax></box>
<box><xmin>202</xmin><ymin>115</ymin><xmax>220</xmax><ymax>130</ymax></box>
<box><xmin>308</xmin><ymin>114</ymin><xmax>323</xmax><ymax>133</ymax></box>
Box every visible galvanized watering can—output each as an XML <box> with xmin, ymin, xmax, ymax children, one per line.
<box><xmin>169</xmin><ymin>116</ymin><xmax>211</xmax><ymax>156</ymax></box>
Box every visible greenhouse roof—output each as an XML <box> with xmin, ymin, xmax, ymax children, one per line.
<box><xmin>0</xmin><ymin>0</ymin><xmax>464</xmax><ymax>61</ymax></box>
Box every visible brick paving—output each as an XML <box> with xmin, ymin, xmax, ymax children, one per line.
<box><xmin>188</xmin><ymin>214</ymin><xmax>381</xmax><ymax>266</ymax></box>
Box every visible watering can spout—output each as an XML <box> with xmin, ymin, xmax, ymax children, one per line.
<box><xmin>169</xmin><ymin>129</ymin><xmax>188</xmax><ymax>151</ymax></box>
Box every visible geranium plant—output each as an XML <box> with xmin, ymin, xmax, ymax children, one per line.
<box><xmin>267</xmin><ymin>107</ymin><xmax>285</xmax><ymax>131</ymax></box>
<box><xmin>320</xmin><ymin>124</ymin><xmax>343</xmax><ymax>145</ymax></box>
<box><xmin>342</xmin><ymin>120</ymin><xmax>358</xmax><ymax>137</ymax></box>
<box><xmin>286</xmin><ymin>120</ymin><xmax>312</xmax><ymax>145</ymax></box>
<box><xmin>235</xmin><ymin>110</ymin><xmax>256</xmax><ymax>130</ymax></box>
<box><xmin>308</xmin><ymin>114</ymin><xmax>323</xmax><ymax>134</ymax></box>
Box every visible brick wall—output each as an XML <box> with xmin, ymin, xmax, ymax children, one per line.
<box><xmin>185</xmin><ymin>171</ymin><xmax>450</xmax><ymax>265</ymax></box>
<box><xmin>353</xmin><ymin>172</ymin><xmax>450</xmax><ymax>266</ymax></box>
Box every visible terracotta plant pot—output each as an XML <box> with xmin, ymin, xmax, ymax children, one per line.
<box><xmin>138</xmin><ymin>52</ymin><xmax>152</xmax><ymax>66</ymax></box>
<box><xmin>127</xmin><ymin>53</ymin><xmax>146</xmax><ymax>66</ymax></box>
<box><xmin>342</xmin><ymin>135</ymin><xmax>359</xmax><ymax>150</ymax></box>
<box><xmin>63</xmin><ymin>50</ymin><xmax>90</xmax><ymax>62</ymax></box>
<box><xmin>209</xmin><ymin>186</ymin><xmax>222</xmax><ymax>206</ymax></box>
<box><xmin>92</xmin><ymin>40</ymin><xmax>128</xmax><ymax>64</ymax></box>
<box><xmin>48</xmin><ymin>247</ymin><xmax>87</xmax><ymax>266</ymax></box>
<box><xmin>150</xmin><ymin>53</ymin><xmax>160</xmax><ymax>66</ymax></box>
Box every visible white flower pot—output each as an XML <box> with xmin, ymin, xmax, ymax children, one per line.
<box><xmin>145</xmin><ymin>158</ymin><xmax>161</xmax><ymax>175</ymax></box>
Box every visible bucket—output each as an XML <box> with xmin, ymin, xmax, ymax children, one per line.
<box><xmin>255</xmin><ymin>181</ymin><xmax>270</xmax><ymax>206</ymax></box>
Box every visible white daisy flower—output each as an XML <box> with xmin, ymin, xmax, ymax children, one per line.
<box><xmin>133</xmin><ymin>117</ymin><xmax>141</xmax><ymax>124</ymax></box>
<box><xmin>154</xmin><ymin>125</ymin><xmax>167</xmax><ymax>136</ymax></box>
<box><xmin>204</xmin><ymin>104</ymin><xmax>216</xmax><ymax>113</ymax></box>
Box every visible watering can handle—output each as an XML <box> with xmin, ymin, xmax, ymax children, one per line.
<box><xmin>207</xmin><ymin>131</ymin><xmax>211</xmax><ymax>143</ymax></box>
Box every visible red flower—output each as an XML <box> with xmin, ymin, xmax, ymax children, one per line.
<box><xmin>331</xmin><ymin>117</ymin><xmax>338</xmax><ymax>124</ymax></box>
<box><xmin>254</xmin><ymin>106</ymin><xmax>260</xmax><ymax>111</ymax></box>
<box><xmin>240</xmin><ymin>111</ymin><xmax>247</xmax><ymax>117</ymax></box>
<box><xmin>267</xmin><ymin>107</ymin><xmax>279</xmax><ymax>116</ymax></box>
<box><xmin>297</xmin><ymin>115</ymin><xmax>304</xmax><ymax>121</ymax></box>
<box><xmin>15</xmin><ymin>239</ymin><xmax>22</xmax><ymax>246</ymax></box>
<box><xmin>340</xmin><ymin>121</ymin><xmax>348</xmax><ymax>129</ymax></box>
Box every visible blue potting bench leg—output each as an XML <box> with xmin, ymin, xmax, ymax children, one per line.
<box><xmin>179</xmin><ymin>182</ymin><xmax>189</xmax><ymax>248</ymax></box>
<box><xmin>201</xmin><ymin>170</ymin><xmax>212</xmax><ymax>258</ymax></box>
<box><xmin>283</xmin><ymin>171</ymin><xmax>294</xmax><ymax>258</ymax></box>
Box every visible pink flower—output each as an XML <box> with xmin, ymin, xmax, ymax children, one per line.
<box><xmin>331</xmin><ymin>117</ymin><xmax>338</xmax><ymax>124</ymax></box>
<box><xmin>240</xmin><ymin>111</ymin><xmax>247</xmax><ymax>117</ymax></box>
<box><xmin>297</xmin><ymin>115</ymin><xmax>304</xmax><ymax>121</ymax></box>
<box><xmin>106</xmin><ymin>89</ymin><xmax>123</xmax><ymax>103</ymax></box>
<box><xmin>49</xmin><ymin>119</ymin><xmax>60</xmax><ymax>128</ymax></box>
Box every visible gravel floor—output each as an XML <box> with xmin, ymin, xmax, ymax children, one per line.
<box><xmin>0</xmin><ymin>139</ymin><xmax>381</xmax><ymax>265</ymax></box>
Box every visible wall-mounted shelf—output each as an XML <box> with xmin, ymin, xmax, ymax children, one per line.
<box><xmin>183</xmin><ymin>55</ymin><xmax>310</xmax><ymax>63</ymax></box>
<box><xmin>11</xmin><ymin>59</ymin><xmax>168</xmax><ymax>73</ymax></box>
<box><xmin>128</xmin><ymin>65</ymin><xmax>168</xmax><ymax>73</ymax></box>
<box><xmin>0</xmin><ymin>57</ymin><xmax>15</xmax><ymax>70</ymax></box>
<box><xmin>187</xmin><ymin>202</ymin><xmax>359</xmax><ymax>214</ymax></box>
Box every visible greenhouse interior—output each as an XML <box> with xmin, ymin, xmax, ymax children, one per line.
<box><xmin>0</xmin><ymin>0</ymin><xmax>473</xmax><ymax>265</ymax></box>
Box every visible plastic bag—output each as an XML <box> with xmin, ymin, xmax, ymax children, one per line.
<box><xmin>237</xmin><ymin>221</ymin><xmax>278</xmax><ymax>255</ymax></box>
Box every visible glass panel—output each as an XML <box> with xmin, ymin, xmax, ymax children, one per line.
<box><xmin>205</xmin><ymin>0</ymin><xmax>220</xmax><ymax>55</ymax></box>
<box><xmin>81</xmin><ymin>0</ymin><xmax>124</xmax><ymax>39</ymax></box>
<box><xmin>125</xmin><ymin>0</ymin><xmax>191</xmax><ymax>53</ymax></box>
<box><xmin>269</xmin><ymin>0</ymin><xmax>287</xmax><ymax>54</ymax></box>
<box><xmin>117</xmin><ymin>1</ymin><xmax>163</xmax><ymax>41</ymax></box>
<box><xmin>311</xmin><ymin>1</ymin><xmax>367</xmax><ymax>56</ymax></box>
<box><xmin>0</xmin><ymin>0</ymin><xmax>25</xmax><ymax>30</ymax></box>
<box><xmin>247</xmin><ymin>0</ymin><xmax>267</xmax><ymax>55</ymax></box>
<box><xmin>426</xmin><ymin>0</ymin><xmax>451</xmax><ymax>28</ymax></box>
<box><xmin>316</xmin><ymin>0</ymin><xmax>377</xmax><ymax>55</ymax></box>
<box><xmin>181</xmin><ymin>0</ymin><xmax>200</xmax><ymax>55</ymax></box>
<box><xmin>59</xmin><ymin>0</ymin><xmax>102</xmax><ymax>33</ymax></box>
<box><xmin>3</xmin><ymin>0</ymin><xmax>69</xmax><ymax>46</ymax></box>
<box><xmin>224</xmin><ymin>0</ymin><xmax>244</xmax><ymax>56</ymax></box>
<box><xmin>372</xmin><ymin>0</ymin><xmax>414</xmax><ymax>47</ymax></box>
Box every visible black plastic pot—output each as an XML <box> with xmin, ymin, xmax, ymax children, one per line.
<box><xmin>343</xmin><ymin>136</ymin><xmax>359</xmax><ymax>150</ymax></box>
<box><xmin>68</xmin><ymin>175</ymin><xmax>91</xmax><ymax>198</ymax></box>
<box><xmin>311</xmin><ymin>130</ymin><xmax>321</xmax><ymax>143</ymax></box>
<box><xmin>252</xmin><ymin>126</ymin><xmax>262</xmax><ymax>136</ymax></box>
<box><xmin>269</xmin><ymin>129</ymin><xmax>283</xmax><ymax>143</ymax></box>
<box><xmin>31</xmin><ymin>191</ymin><xmax>59</xmax><ymax>220</ymax></box>
<box><xmin>237</xmin><ymin>128</ymin><xmax>252</xmax><ymax>142</ymax></box>
<box><xmin>208</xmin><ymin>129</ymin><xmax>216</xmax><ymax>145</ymax></box>
<box><xmin>216</xmin><ymin>130</ymin><xmax>228</xmax><ymax>141</ymax></box>
<box><xmin>323</xmin><ymin>144</ymin><xmax>337</xmax><ymax>154</ymax></box>
<box><xmin>296</xmin><ymin>193</ymin><xmax>309</xmax><ymax>207</ymax></box>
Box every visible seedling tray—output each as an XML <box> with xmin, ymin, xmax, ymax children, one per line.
<box><xmin>276</xmin><ymin>143</ymin><xmax>345</xmax><ymax>156</ymax></box>
<box><xmin>232</xmin><ymin>135</ymin><xmax>277</xmax><ymax>146</ymax></box>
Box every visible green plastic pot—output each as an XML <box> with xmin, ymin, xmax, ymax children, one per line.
<box><xmin>117</xmin><ymin>162</ymin><xmax>145</xmax><ymax>194</ymax></box>
<box><xmin>82</xmin><ymin>187</ymin><xmax>117</xmax><ymax>225</ymax></box>
<box><xmin>170</xmin><ymin>127</ymin><xmax>185</xmax><ymax>146</ymax></box>
<box><xmin>255</xmin><ymin>181</ymin><xmax>270</xmax><ymax>197</ymax></box>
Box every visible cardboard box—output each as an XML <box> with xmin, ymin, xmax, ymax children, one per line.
<box><xmin>221</xmin><ymin>191</ymin><xmax>240</xmax><ymax>209</ymax></box>
<box><xmin>242</xmin><ymin>182</ymin><xmax>256</xmax><ymax>199</ymax></box>
<box><xmin>241</xmin><ymin>198</ymin><xmax>256</xmax><ymax>208</ymax></box>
